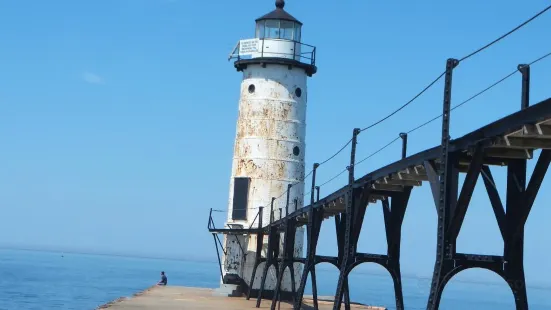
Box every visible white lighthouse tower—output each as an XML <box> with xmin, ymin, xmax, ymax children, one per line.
<box><xmin>221</xmin><ymin>0</ymin><xmax>317</xmax><ymax>296</ymax></box>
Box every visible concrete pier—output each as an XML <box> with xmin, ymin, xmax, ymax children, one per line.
<box><xmin>96</xmin><ymin>286</ymin><xmax>386</xmax><ymax>310</ymax></box>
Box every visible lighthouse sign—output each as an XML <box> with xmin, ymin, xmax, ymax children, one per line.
<box><xmin>239</xmin><ymin>38</ymin><xmax>260</xmax><ymax>55</ymax></box>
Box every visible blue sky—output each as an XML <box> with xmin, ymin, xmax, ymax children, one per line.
<box><xmin>1</xmin><ymin>0</ymin><xmax>550</xmax><ymax>290</ymax></box>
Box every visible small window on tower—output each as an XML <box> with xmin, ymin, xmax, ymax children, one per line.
<box><xmin>248</xmin><ymin>84</ymin><xmax>255</xmax><ymax>93</ymax></box>
<box><xmin>293</xmin><ymin>146</ymin><xmax>300</xmax><ymax>156</ymax></box>
<box><xmin>295</xmin><ymin>87</ymin><xmax>302</xmax><ymax>98</ymax></box>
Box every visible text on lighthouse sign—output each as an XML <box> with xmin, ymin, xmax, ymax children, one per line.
<box><xmin>239</xmin><ymin>39</ymin><xmax>260</xmax><ymax>55</ymax></box>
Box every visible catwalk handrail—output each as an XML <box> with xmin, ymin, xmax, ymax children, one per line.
<box><xmin>207</xmin><ymin>207</ymin><xmax>264</xmax><ymax>233</ymax></box>
<box><xmin>208</xmin><ymin>96</ymin><xmax>551</xmax><ymax>233</ymax></box>
<box><xmin>276</xmin><ymin>96</ymin><xmax>551</xmax><ymax>226</ymax></box>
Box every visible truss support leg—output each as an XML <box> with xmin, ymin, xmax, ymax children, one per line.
<box><xmin>311</xmin><ymin>267</ymin><xmax>319</xmax><ymax>309</ymax></box>
<box><xmin>389</xmin><ymin>262</ymin><xmax>404</xmax><ymax>310</ymax></box>
<box><xmin>247</xmin><ymin>260</ymin><xmax>261</xmax><ymax>300</ymax></box>
<box><xmin>333</xmin><ymin>187</ymin><xmax>370</xmax><ymax>310</ymax></box>
<box><xmin>247</xmin><ymin>208</ymin><xmax>264</xmax><ymax>299</ymax></box>
<box><xmin>271</xmin><ymin>262</ymin><xmax>287</xmax><ymax>310</ymax></box>
<box><xmin>382</xmin><ymin>187</ymin><xmax>412</xmax><ymax>310</ymax></box>
<box><xmin>212</xmin><ymin>233</ymin><xmax>224</xmax><ymax>284</ymax></box>
<box><xmin>256</xmin><ymin>260</ymin><xmax>271</xmax><ymax>307</ymax></box>
<box><xmin>290</xmin><ymin>263</ymin><xmax>297</xmax><ymax>302</ymax></box>
<box><xmin>332</xmin><ymin>210</ymin><xmax>351</xmax><ymax>310</ymax></box>
<box><xmin>271</xmin><ymin>219</ymin><xmax>297</xmax><ymax>310</ymax></box>
<box><xmin>257</xmin><ymin>228</ymin><xmax>280</xmax><ymax>308</ymax></box>
<box><xmin>504</xmin><ymin>159</ymin><xmax>529</xmax><ymax>309</ymax></box>
<box><xmin>294</xmin><ymin>208</ymin><xmax>323</xmax><ymax>310</ymax></box>
<box><xmin>427</xmin><ymin>57</ymin><xmax>459</xmax><ymax>310</ymax></box>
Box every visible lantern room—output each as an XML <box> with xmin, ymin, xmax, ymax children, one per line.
<box><xmin>229</xmin><ymin>0</ymin><xmax>317</xmax><ymax>76</ymax></box>
<box><xmin>255</xmin><ymin>0</ymin><xmax>302</xmax><ymax>42</ymax></box>
<box><xmin>250</xmin><ymin>0</ymin><xmax>304</xmax><ymax>61</ymax></box>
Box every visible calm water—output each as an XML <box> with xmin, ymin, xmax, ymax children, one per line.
<box><xmin>0</xmin><ymin>248</ymin><xmax>549</xmax><ymax>310</ymax></box>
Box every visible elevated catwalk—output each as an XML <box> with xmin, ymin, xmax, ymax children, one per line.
<box><xmin>209</xmin><ymin>57</ymin><xmax>551</xmax><ymax>310</ymax></box>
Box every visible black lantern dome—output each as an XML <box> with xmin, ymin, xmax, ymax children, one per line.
<box><xmin>255</xmin><ymin>0</ymin><xmax>302</xmax><ymax>42</ymax></box>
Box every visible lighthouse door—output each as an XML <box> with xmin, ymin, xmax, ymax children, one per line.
<box><xmin>231</xmin><ymin>177</ymin><xmax>250</xmax><ymax>220</ymax></box>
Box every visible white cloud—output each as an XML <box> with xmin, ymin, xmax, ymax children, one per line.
<box><xmin>82</xmin><ymin>72</ymin><xmax>104</xmax><ymax>85</ymax></box>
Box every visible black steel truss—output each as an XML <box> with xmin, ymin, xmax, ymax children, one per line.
<box><xmin>207</xmin><ymin>60</ymin><xmax>551</xmax><ymax>309</ymax></box>
<box><xmin>423</xmin><ymin>149</ymin><xmax>550</xmax><ymax>309</ymax></box>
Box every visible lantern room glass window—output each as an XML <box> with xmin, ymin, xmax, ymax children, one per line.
<box><xmin>294</xmin><ymin>23</ymin><xmax>301</xmax><ymax>42</ymax></box>
<box><xmin>255</xmin><ymin>20</ymin><xmax>301</xmax><ymax>41</ymax></box>
<box><xmin>280</xmin><ymin>21</ymin><xmax>294</xmax><ymax>40</ymax></box>
<box><xmin>256</xmin><ymin>22</ymin><xmax>265</xmax><ymax>39</ymax></box>
<box><xmin>265</xmin><ymin>20</ymin><xmax>280</xmax><ymax>39</ymax></box>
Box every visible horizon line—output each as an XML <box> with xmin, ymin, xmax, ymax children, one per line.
<box><xmin>1</xmin><ymin>245</ymin><xmax>549</xmax><ymax>290</ymax></box>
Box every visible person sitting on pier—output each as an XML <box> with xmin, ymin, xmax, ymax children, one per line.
<box><xmin>157</xmin><ymin>271</ymin><xmax>167</xmax><ymax>286</ymax></box>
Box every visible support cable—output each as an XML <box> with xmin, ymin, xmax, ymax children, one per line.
<box><xmin>459</xmin><ymin>4</ymin><xmax>551</xmax><ymax>62</ymax></box>
<box><xmin>313</xmin><ymin>49</ymin><xmax>551</xmax><ymax>192</ymax></box>
<box><xmin>355</xmin><ymin>137</ymin><xmax>402</xmax><ymax>167</ymax></box>
<box><xmin>319</xmin><ymin>139</ymin><xmax>353</xmax><ymax>166</ymax></box>
<box><xmin>358</xmin><ymin>4</ymin><xmax>551</xmax><ymax>133</ymax></box>
<box><xmin>359</xmin><ymin>72</ymin><xmax>445</xmax><ymax>132</ymax></box>
<box><xmin>408</xmin><ymin>50</ymin><xmax>551</xmax><ymax>135</ymax></box>
<box><xmin>319</xmin><ymin>168</ymin><xmax>348</xmax><ymax>188</ymax></box>
<box><xmin>308</xmin><ymin>137</ymin><xmax>402</xmax><ymax>191</ymax></box>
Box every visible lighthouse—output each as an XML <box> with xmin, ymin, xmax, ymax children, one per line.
<box><xmin>221</xmin><ymin>0</ymin><xmax>317</xmax><ymax>296</ymax></box>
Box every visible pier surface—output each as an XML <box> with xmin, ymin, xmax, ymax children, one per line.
<box><xmin>97</xmin><ymin>286</ymin><xmax>386</xmax><ymax>310</ymax></box>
